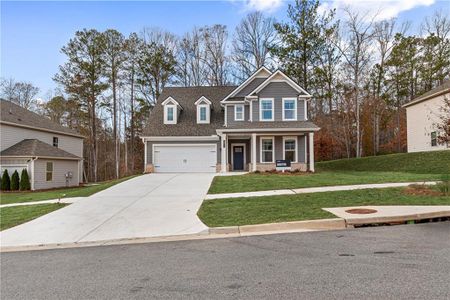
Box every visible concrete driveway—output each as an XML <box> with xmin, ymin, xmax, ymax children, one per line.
<box><xmin>0</xmin><ymin>173</ymin><xmax>214</xmax><ymax>247</ymax></box>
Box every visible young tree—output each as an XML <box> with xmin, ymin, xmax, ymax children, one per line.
<box><xmin>10</xmin><ymin>170</ymin><xmax>20</xmax><ymax>191</ymax></box>
<box><xmin>20</xmin><ymin>169</ymin><xmax>31</xmax><ymax>191</ymax></box>
<box><xmin>54</xmin><ymin>29</ymin><xmax>108</xmax><ymax>182</ymax></box>
<box><xmin>103</xmin><ymin>29</ymin><xmax>127</xmax><ymax>179</ymax></box>
<box><xmin>232</xmin><ymin>11</ymin><xmax>277</xmax><ymax>80</ymax></box>
<box><xmin>1</xmin><ymin>169</ymin><xmax>11</xmax><ymax>191</ymax></box>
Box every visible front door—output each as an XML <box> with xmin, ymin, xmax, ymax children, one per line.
<box><xmin>233</xmin><ymin>146</ymin><xmax>244</xmax><ymax>171</ymax></box>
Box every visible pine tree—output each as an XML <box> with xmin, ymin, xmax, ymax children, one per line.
<box><xmin>11</xmin><ymin>170</ymin><xmax>20</xmax><ymax>191</ymax></box>
<box><xmin>1</xmin><ymin>169</ymin><xmax>11</xmax><ymax>191</ymax></box>
<box><xmin>20</xmin><ymin>169</ymin><xmax>31</xmax><ymax>191</ymax></box>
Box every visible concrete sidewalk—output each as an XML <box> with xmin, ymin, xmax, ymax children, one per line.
<box><xmin>0</xmin><ymin>197</ymin><xmax>84</xmax><ymax>208</ymax></box>
<box><xmin>205</xmin><ymin>181</ymin><xmax>438</xmax><ymax>200</ymax></box>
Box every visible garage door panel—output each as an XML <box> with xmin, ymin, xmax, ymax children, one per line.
<box><xmin>153</xmin><ymin>145</ymin><xmax>217</xmax><ymax>173</ymax></box>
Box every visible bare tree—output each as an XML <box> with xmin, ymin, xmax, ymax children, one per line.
<box><xmin>0</xmin><ymin>78</ymin><xmax>17</xmax><ymax>101</ymax></box>
<box><xmin>232</xmin><ymin>11</ymin><xmax>277</xmax><ymax>80</ymax></box>
<box><xmin>0</xmin><ymin>78</ymin><xmax>40</xmax><ymax>110</ymax></box>
<box><xmin>177</xmin><ymin>28</ymin><xmax>208</xmax><ymax>86</ymax></box>
<box><xmin>202</xmin><ymin>25</ymin><xmax>230</xmax><ymax>86</ymax></box>
<box><xmin>333</xmin><ymin>7</ymin><xmax>376</xmax><ymax>157</ymax></box>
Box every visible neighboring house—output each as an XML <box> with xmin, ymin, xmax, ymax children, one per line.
<box><xmin>0</xmin><ymin>100</ymin><xmax>84</xmax><ymax>190</ymax></box>
<box><xmin>142</xmin><ymin>67</ymin><xmax>319</xmax><ymax>173</ymax></box>
<box><xmin>403</xmin><ymin>81</ymin><xmax>450</xmax><ymax>152</ymax></box>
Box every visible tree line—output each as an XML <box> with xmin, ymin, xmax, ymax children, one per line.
<box><xmin>1</xmin><ymin>0</ymin><xmax>449</xmax><ymax>181</ymax></box>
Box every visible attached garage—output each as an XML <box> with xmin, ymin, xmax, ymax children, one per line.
<box><xmin>153</xmin><ymin>144</ymin><xmax>217</xmax><ymax>173</ymax></box>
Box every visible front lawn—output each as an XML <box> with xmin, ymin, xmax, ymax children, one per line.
<box><xmin>208</xmin><ymin>171</ymin><xmax>444</xmax><ymax>194</ymax></box>
<box><xmin>0</xmin><ymin>175</ymin><xmax>139</xmax><ymax>205</ymax></box>
<box><xmin>0</xmin><ymin>203</ymin><xmax>68</xmax><ymax>231</ymax></box>
<box><xmin>198</xmin><ymin>187</ymin><xmax>450</xmax><ymax>227</ymax></box>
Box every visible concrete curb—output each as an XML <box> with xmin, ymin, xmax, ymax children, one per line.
<box><xmin>345</xmin><ymin>210</ymin><xmax>450</xmax><ymax>225</ymax></box>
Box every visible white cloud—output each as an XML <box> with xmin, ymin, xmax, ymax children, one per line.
<box><xmin>320</xmin><ymin>0</ymin><xmax>435</xmax><ymax>21</ymax></box>
<box><xmin>241</xmin><ymin>0</ymin><xmax>284</xmax><ymax>12</ymax></box>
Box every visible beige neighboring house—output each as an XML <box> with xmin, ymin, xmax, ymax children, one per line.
<box><xmin>403</xmin><ymin>81</ymin><xmax>450</xmax><ymax>153</ymax></box>
<box><xmin>0</xmin><ymin>100</ymin><xmax>84</xmax><ymax>190</ymax></box>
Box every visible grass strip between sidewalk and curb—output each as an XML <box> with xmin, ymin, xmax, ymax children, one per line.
<box><xmin>198</xmin><ymin>187</ymin><xmax>450</xmax><ymax>227</ymax></box>
<box><xmin>0</xmin><ymin>175</ymin><xmax>140</xmax><ymax>205</ymax></box>
<box><xmin>0</xmin><ymin>203</ymin><xmax>68</xmax><ymax>231</ymax></box>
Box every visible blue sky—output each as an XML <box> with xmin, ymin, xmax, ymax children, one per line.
<box><xmin>2</xmin><ymin>0</ymin><xmax>450</xmax><ymax>98</ymax></box>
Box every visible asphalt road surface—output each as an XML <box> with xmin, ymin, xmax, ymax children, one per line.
<box><xmin>2</xmin><ymin>222</ymin><xmax>449</xmax><ymax>299</ymax></box>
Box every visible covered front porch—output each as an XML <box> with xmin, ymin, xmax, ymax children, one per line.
<box><xmin>217</xmin><ymin>130</ymin><xmax>316</xmax><ymax>173</ymax></box>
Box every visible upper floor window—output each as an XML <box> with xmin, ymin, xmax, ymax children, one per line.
<box><xmin>431</xmin><ymin>131</ymin><xmax>437</xmax><ymax>146</ymax></box>
<box><xmin>282</xmin><ymin>98</ymin><xmax>297</xmax><ymax>121</ymax></box>
<box><xmin>260</xmin><ymin>98</ymin><xmax>274</xmax><ymax>121</ymax></box>
<box><xmin>164</xmin><ymin>104</ymin><xmax>177</xmax><ymax>124</ymax></box>
<box><xmin>53</xmin><ymin>137</ymin><xmax>59</xmax><ymax>147</ymax></box>
<box><xmin>235</xmin><ymin>105</ymin><xmax>244</xmax><ymax>121</ymax></box>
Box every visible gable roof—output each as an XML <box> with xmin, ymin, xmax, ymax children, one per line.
<box><xmin>221</xmin><ymin>66</ymin><xmax>272</xmax><ymax>103</ymax></box>
<box><xmin>249</xmin><ymin>70</ymin><xmax>311</xmax><ymax>97</ymax></box>
<box><xmin>0</xmin><ymin>139</ymin><xmax>81</xmax><ymax>159</ymax></box>
<box><xmin>0</xmin><ymin>100</ymin><xmax>83</xmax><ymax>138</ymax></box>
<box><xmin>403</xmin><ymin>80</ymin><xmax>450</xmax><ymax>108</ymax></box>
<box><xmin>143</xmin><ymin>86</ymin><xmax>237</xmax><ymax>136</ymax></box>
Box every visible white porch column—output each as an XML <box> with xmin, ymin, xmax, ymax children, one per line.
<box><xmin>221</xmin><ymin>134</ymin><xmax>227</xmax><ymax>172</ymax></box>
<box><xmin>251</xmin><ymin>133</ymin><xmax>257</xmax><ymax>172</ymax></box>
<box><xmin>308</xmin><ymin>132</ymin><xmax>315</xmax><ymax>172</ymax></box>
<box><xmin>143</xmin><ymin>139</ymin><xmax>148</xmax><ymax>167</ymax></box>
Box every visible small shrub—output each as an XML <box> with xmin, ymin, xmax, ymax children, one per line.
<box><xmin>20</xmin><ymin>169</ymin><xmax>31</xmax><ymax>191</ymax></box>
<box><xmin>253</xmin><ymin>170</ymin><xmax>261</xmax><ymax>174</ymax></box>
<box><xmin>436</xmin><ymin>174</ymin><xmax>450</xmax><ymax>196</ymax></box>
<box><xmin>1</xmin><ymin>169</ymin><xmax>11</xmax><ymax>191</ymax></box>
<box><xmin>10</xmin><ymin>170</ymin><xmax>20</xmax><ymax>191</ymax></box>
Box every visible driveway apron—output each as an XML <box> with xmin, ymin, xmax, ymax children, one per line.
<box><xmin>0</xmin><ymin>174</ymin><xmax>214</xmax><ymax>247</ymax></box>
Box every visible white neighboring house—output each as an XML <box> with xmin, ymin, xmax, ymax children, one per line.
<box><xmin>0</xmin><ymin>100</ymin><xmax>84</xmax><ymax>190</ymax></box>
<box><xmin>403</xmin><ymin>81</ymin><xmax>450</xmax><ymax>153</ymax></box>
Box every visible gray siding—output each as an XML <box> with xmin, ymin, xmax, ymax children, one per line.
<box><xmin>226</xmin><ymin>104</ymin><xmax>250</xmax><ymax>125</ymax></box>
<box><xmin>33</xmin><ymin>159</ymin><xmax>79</xmax><ymax>190</ymax></box>
<box><xmin>147</xmin><ymin>140</ymin><xmax>221</xmax><ymax>164</ymax></box>
<box><xmin>253</xmin><ymin>82</ymin><xmax>306</xmax><ymax>122</ymax></box>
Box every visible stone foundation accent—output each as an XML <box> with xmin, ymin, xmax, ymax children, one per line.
<box><xmin>254</xmin><ymin>163</ymin><xmax>307</xmax><ymax>172</ymax></box>
<box><xmin>216</xmin><ymin>164</ymin><xmax>222</xmax><ymax>172</ymax></box>
<box><xmin>145</xmin><ymin>164</ymin><xmax>154</xmax><ymax>173</ymax></box>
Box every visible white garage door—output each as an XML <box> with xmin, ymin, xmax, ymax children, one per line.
<box><xmin>153</xmin><ymin>144</ymin><xmax>217</xmax><ymax>173</ymax></box>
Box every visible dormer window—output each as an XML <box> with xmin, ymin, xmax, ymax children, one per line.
<box><xmin>195</xmin><ymin>96</ymin><xmax>212</xmax><ymax>124</ymax></box>
<box><xmin>161</xmin><ymin>97</ymin><xmax>181</xmax><ymax>125</ymax></box>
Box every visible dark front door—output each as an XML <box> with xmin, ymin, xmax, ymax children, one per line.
<box><xmin>233</xmin><ymin>146</ymin><xmax>244</xmax><ymax>171</ymax></box>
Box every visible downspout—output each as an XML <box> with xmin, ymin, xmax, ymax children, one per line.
<box><xmin>30</xmin><ymin>156</ymin><xmax>38</xmax><ymax>191</ymax></box>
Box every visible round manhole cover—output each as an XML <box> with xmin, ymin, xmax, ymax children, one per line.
<box><xmin>345</xmin><ymin>208</ymin><xmax>378</xmax><ymax>214</ymax></box>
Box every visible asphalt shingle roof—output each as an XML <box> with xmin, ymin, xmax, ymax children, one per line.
<box><xmin>0</xmin><ymin>100</ymin><xmax>82</xmax><ymax>137</ymax></box>
<box><xmin>0</xmin><ymin>139</ymin><xmax>81</xmax><ymax>159</ymax></box>
<box><xmin>143</xmin><ymin>86</ymin><xmax>237</xmax><ymax>136</ymax></box>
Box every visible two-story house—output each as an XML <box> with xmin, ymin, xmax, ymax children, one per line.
<box><xmin>0</xmin><ymin>100</ymin><xmax>84</xmax><ymax>190</ymax></box>
<box><xmin>142</xmin><ymin>67</ymin><xmax>319</xmax><ymax>173</ymax></box>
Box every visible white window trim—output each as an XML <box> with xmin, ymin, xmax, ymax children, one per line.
<box><xmin>259</xmin><ymin>98</ymin><xmax>274</xmax><ymax>122</ymax></box>
<box><xmin>282</xmin><ymin>136</ymin><xmax>298</xmax><ymax>163</ymax></box>
<box><xmin>304</xmin><ymin>99</ymin><xmax>308</xmax><ymax>120</ymax></box>
<box><xmin>282</xmin><ymin>98</ymin><xmax>297</xmax><ymax>121</ymax></box>
<box><xmin>234</xmin><ymin>104</ymin><xmax>245</xmax><ymax>121</ymax></box>
<box><xmin>164</xmin><ymin>104</ymin><xmax>177</xmax><ymax>124</ymax></box>
<box><xmin>260</xmin><ymin>136</ymin><xmax>275</xmax><ymax>163</ymax></box>
<box><xmin>197</xmin><ymin>104</ymin><xmax>210</xmax><ymax>124</ymax></box>
<box><xmin>46</xmin><ymin>161</ymin><xmax>53</xmax><ymax>182</ymax></box>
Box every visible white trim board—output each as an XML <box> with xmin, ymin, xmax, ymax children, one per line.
<box><xmin>142</xmin><ymin>136</ymin><xmax>220</xmax><ymax>142</ymax></box>
<box><xmin>248</xmin><ymin>70</ymin><xmax>312</xmax><ymax>97</ymax></box>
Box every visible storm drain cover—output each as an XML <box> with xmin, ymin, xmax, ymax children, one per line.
<box><xmin>345</xmin><ymin>208</ymin><xmax>378</xmax><ymax>214</ymax></box>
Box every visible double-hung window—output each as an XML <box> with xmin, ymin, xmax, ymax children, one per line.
<box><xmin>261</xmin><ymin>138</ymin><xmax>274</xmax><ymax>163</ymax></box>
<box><xmin>46</xmin><ymin>162</ymin><xmax>53</xmax><ymax>182</ymax></box>
<box><xmin>283</xmin><ymin>137</ymin><xmax>297</xmax><ymax>162</ymax></box>
<box><xmin>164</xmin><ymin>104</ymin><xmax>177</xmax><ymax>124</ymax></box>
<box><xmin>53</xmin><ymin>137</ymin><xmax>59</xmax><ymax>147</ymax></box>
<box><xmin>235</xmin><ymin>105</ymin><xmax>244</xmax><ymax>121</ymax></box>
<box><xmin>431</xmin><ymin>131</ymin><xmax>437</xmax><ymax>147</ymax></box>
<box><xmin>282</xmin><ymin>98</ymin><xmax>297</xmax><ymax>121</ymax></box>
<box><xmin>197</xmin><ymin>104</ymin><xmax>210</xmax><ymax>124</ymax></box>
<box><xmin>260</xmin><ymin>99</ymin><xmax>274</xmax><ymax>121</ymax></box>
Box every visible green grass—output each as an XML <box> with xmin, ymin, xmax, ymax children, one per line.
<box><xmin>316</xmin><ymin>150</ymin><xmax>450</xmax><ymax>174</ymax></box>
<box><xmin>198</xmin><ymin>187</ymin><xmax>450</xmax><ymax>227</ymax></box>
<box><xmin>0</xmin><ymin>175</ymin><xmax>139</xmax><ymax>205</ymax></box>
<box><xmin>209</xmin><ymin>151</ymin><xmax>450</xmax><ymax>194</ymax></box>
<box><xmin>0</xmin><ymin>203</ymin><xmax>68</xmax><ymax>231</ymax></box>
<box><xmin>208</xmin><ymin>171</ymin><xmax>444</xmax><ymax>194</ymax></box>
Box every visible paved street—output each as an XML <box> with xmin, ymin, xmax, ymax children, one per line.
<box><xmin>2</xmin><ymin>222</ymin><xmax>449</xmax><ymax>299</ymax></box>
<box><xmin>0</xmin><ymin>174</ymin><xmax>214</xmax><ymax>247</ymax></box>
